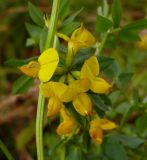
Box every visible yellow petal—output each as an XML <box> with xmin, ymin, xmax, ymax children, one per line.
<box><xmin>47</xmin><ymin>96</ymin><xmax>62</xmax><ymax>117</ymax></box>
<box><xmin>18</xmin><ymin>61</ymin><xmax>40</xmax><ymax>77</ymax></box>
<box><xmin>98</xmin><ymin>119</ymin><xmax>117</xmax><ymax>130</ymax></box>
<box><xmin>56</xmin><ymin>120</ymin><xmax>76</xmax><ymax>135</ymax></box>
<box><xmin>90</xmin><ymin>119</ymin><xmax>117</xmax><ymax>130</ymax></box>
<box><xmin>80</xmin><ymin>56</ymin><xmax>99</xmax><ymax>80</ymax></box>
<box><xmin>72</xmin><ymin>93</ymin><xmax>92</xmax><ymax>116</ymax></box>
<box><xmin>39</xmin><ymin>81</ymin><xmax>68</xmax><ymax>98</ymax></box>
<box><xmin>57</xmin><ymin>33</ymin><xmax>70</xmax><ymax>41</ymax></box>
<box><xmin>38</xmin><ymin>48</ymin><xmax>59</xmax><ymax>82</ymax></box>
<box><xmin>89</xmin><ymin>126</ymin><xmax>103</xmax><ymax>144</ymax></box>
<box><xmin>71</xmin><ymin>24</ymin><xmax>95</xmax><ymax>47</ymax></box>
<box><xmin>61</xmin><ymin>86</ymin><xmax>78</xmax><ymax>102</ymax></box>
<box><xmin>90</xmin><ymin>77</ymin><xmax>111</xmax><ymax>94</ymax></box>
<box><xmin>56</xmin><ymin>107</ymin><xmax>76</xmax><ymax>135</ymax></box>
<box><xmin>60</xmin><ymin>106</ymin><xmax>71</xmax><ymax>120</ymax></box>
<box><xmin>68</xmin><ymin>40</ymin><xmax>84</xmax><ymax>54</ymax></box>
<box><xmin>70</xmin><ymin>78</ymin><xmax>91</xmax><ymax>93</ymax></box>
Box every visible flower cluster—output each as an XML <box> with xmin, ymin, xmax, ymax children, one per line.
<box><xmin>18</xmin><ymin>24</ymin><xmax>117</xmax><ymax>144</ymax></box>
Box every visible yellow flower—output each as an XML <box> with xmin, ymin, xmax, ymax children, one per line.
<box><xmin>80</xmin><ymin>56</ymin><xmax>111</xmax><ymax>94</ymax></box>
<box><xmin>57</xmin><ymin>24</ymin><xmax>96</xmax><ymax>54</ymax></box>
<box><xmin>137</xmin><ymin>34</ymin><xmax>147</xmax><ymax>50</ymax></box>
<box><xmin>61</xmin><ymin>78</ymin><xmax>93</xmax><ymax>116</ymax></box>
<box><xmin>40</xmin><ymin>78</ymin><xmax>92</xmax><ymax>116</ymax></box>
<box><xmin>18</xmin><ymin>48</ymin><xmax>59</xmax><ymax>82</ymax></box>
<box><xmin>89</xmin><ymin>118</ymin><xmax>117</xmax><ymax>144</ymax></box>
<box><xmin>40</xmin><ymin>81</ymin><xmax>68</xmax><ymax>117</ymax></box>
<box><xmin>56</xmin><ymin>107</ymin><xmax>76</xmax><ymax>135</ymax></box>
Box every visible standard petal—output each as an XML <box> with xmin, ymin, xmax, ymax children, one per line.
<box><xmin>70</xmin><ymin>78</ymin><xmax>91</xmax><ymax>93</ymax></box>
<box><xmin>71</xmin><ymin>24</ymin><xmax>95</xmax><ymax>47</ymax></box>
<box><xmin>38</xmin><ymin>48</ymin><xmax>59</xmax><ymax>82</ymax></box>
<box><xmin>47</xmin><ymin>96</ymin><xmax>62</xmax><ymax>117</ymax></box>
<box><xmin>39</xmin><ymin>81</ymin><xmax>67</xmax><ymax>98</ymax></box>
<box><xmin>18</xmin><ymin>61</ymin><xmax>40</xmax><ymax>77</ymax></box>
<box><xmin>72</xmin><ymin>93</ymin><xmax>92</xmax><ymax>116</ymax></box>
<box><xmin>39</xmin><ymin>82</ymin><xmax>54</xmax><ymax>97</ymax></box>
<box><xmin>80</xmin><ymin>56</ymin><xmax>99</xmax><ymax>80</ymax></box>
<box><xmin>61</xmin><ymin>86</ymin><xmax>78</xmax><ymax>102</ymax></box>
<box><xmin>90</xmin><ymin>77</ymin><xmax>111</xmax><ymax>94</ymax></box>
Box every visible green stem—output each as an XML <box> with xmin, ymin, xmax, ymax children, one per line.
<box><xmin>36</xmin><ymin>93</ymin><xmax>45</xmax><ymax>160</ymax></box>
<box><xmin>0</xmin><ymin>139</ymin><xmax>14</xmax><ymax>160</ymax></box>
<box><xmin>36</xmin><ymin>0</ymin><xmax>61</xmax><ymax>160</ymax></box>
<box><xmin>97</xmin><ymin>31</ymin><xmax>109</xmax><ymax>55</ymax></box>
<box><xmin>95</xmin><ymin>28</ymin><xmax>120</xmax><ymax>56</ymax></box>
<box><xmin>45</xmin><ymin>0</ymin><xmax>61</xmax><ymax>49</ymax></box>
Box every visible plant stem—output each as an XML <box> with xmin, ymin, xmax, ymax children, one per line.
<box><xmin>36</xmin><ymin>93</ymin><xmax>45</xmax><ymax>160</ymax></box>
<box><xmin>98</xmin><ymin>32</ymin><xmax>109</xmax><ymax>54</ymax></box>
<box><xmin>95</xmin><ymin>28</ymin><xmax>120</xmax><ymax>56</ymax></box>
<box><xmin>0</xmin><ymin>139</ymin><xmax>14</xmax><ymax>160</ymax></box>
<box><xmin>36</xmin><ymin>0</ymin><xmax>61</xmax><ymax>160</ymax></box>
<box><xmin>45</xmin><ymin>0</ymin><xmax>61</xmax><ymax>49</ymax></box>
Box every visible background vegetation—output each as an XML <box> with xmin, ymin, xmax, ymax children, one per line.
<box><xmin>0</xmin><ymin>0</ymin><xmax>147</xmax><ymax>159</ymax></box>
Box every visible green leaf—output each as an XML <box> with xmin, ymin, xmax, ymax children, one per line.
<box><xmin>89</xmin><ymin>93</ymin><xmax>109</xmax><ymax>112</ymax></box>
<box><xmin>73</xmin><ymin>47</ymin><xmax>95</xmax><ymax>67</ymax></box>
<box><xmin>98</xmin><ymin>56</ymin><xmax>120</xmax><ymax>78</ymax></box>
<box><xmin>25</xmin><ymin>22</ymin><xmax>42</xmax><ymax>43</ymax></box>
<box><xmin>116</xmin><ymin>72</ymin><xmax>133</xmax><ymax>88</ymax></box>
<box><xmin>62</xmin><ymin>8</ymin><xmax>83</xmax><ymax>26</ymax></box>
<box><xmin>89</xmin><ymin>93</ymin><xmax>109</xmax><ymax>117</ymax></box>
<box><xmin>112</xmin><ymin>0</ymin><xmax>122</xmax><ymax>27</ymax></box>
<box><xmin>116</xmin><ymin>135</ymin><xmax>145</xmax><ymax>149</ymax></box>
<box><xmin>4</xmin><ymin>57</ymin><xmax>38</xmax><ymax>67</ymax></box>
<box><xmin>98</xmin><ymin>56</ymin><xmax>115</xmax><ymax>71</ymax></box>
<box><xmin>119</xmin><ymin>30</ymin><xmax>141</xmax><ymax>42</ymax></box>
<box><xmin>66</xmin><ymin>147</ymin><xmax>84</xmax><ymax>160</ymax></box>
<box><xmin>136</xmin><ymin>114</ymin><xmax>147</xmax><ymax>132</ymax></box>
<box><xmin>12</xmin><ymin>75</ymin><xmax>34</xmax><ymax>94</ymax></box>
<box><xmin>59</xmin><ymin>0</ymin><xmax>70</xmax><ymax>20</ymax></box>
<box><xmin>122</xmin><ymin>19</ymin><xmax>147</xmax><ymax>31</ymax></box>
<box><xmin>96</xmin><ymin>15</ymin><xmax>113</xmax><ymax>33</ymax></box>
<box><xmin>67</xmin><ymin>103</ymin><xmax>85</xmax><ymax>126</ymax></box>
<box><xmin>28</xmin><ymin>2</ymin><xmax>44</xmax><ymax>26</ymax></box>
<box><xmin>48</xmin><ymin>138</ymin><xmax>68</xmax><ymax>156</ymax></box>
<box><xmin>59</xmin><ymin>21</ymin><xmax>81</xmax><ymax>36</ymax></box>
<box><xmin>115</xmin><ymin>102</ymin><xmax>131</xmax><ymax>114</ymax></box>
<box><xmin>103</xmin><ymin>136</ymin><xmax>128</xmax><ymax>160</ymax></box>
<box><xmin>39</xmin><ymin>26</ymin><xmax>48</xmax><ymax>52</ymax></box>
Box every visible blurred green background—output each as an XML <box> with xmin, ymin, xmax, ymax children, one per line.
<box><xmin>0</xmin><ymin>0</ymin><xmax>147</xmax><ymax>159</ymax></box>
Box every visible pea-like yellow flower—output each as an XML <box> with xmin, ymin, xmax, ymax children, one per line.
<box><xmin>137</xmin><ymin>34</ymin><xmax>147</xmax><ymax>50</ymax></box>
<box><xmin>56</xmin><ymin>107</ymin><xmax>76</xmax><ymax>135</ymax></box>
<box><xmin>40</xmin><ymin>78</ymin><xmax>92</xmax><ymax>116</ymax></box>
<box><xmin>61</xmin><ymin>78</ymin><xmax>93</xmax><ymax>116</ymax></box>
<box><xmin>57</xmin><ymin>24</ymin><xmax>96</xmax><ymax>54</ymax></box>
<box><xmin>80</xmin><ymin>56</ymin><xmax>111</xmax><ymax>94</ymax></box>
<box><xmin>40</xmin><ymin>81</ymin><xmax>68</xmax><ymax>117</ymax></box>
<box><xmin>18</xmin><ymin>48</ymin><xmax>59</xmax><ymax>82</ymax></box>
<box><xmin>89</xmin><ymin>118</ymin><xmax>117</xmax><ymax>144</ymax></box>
